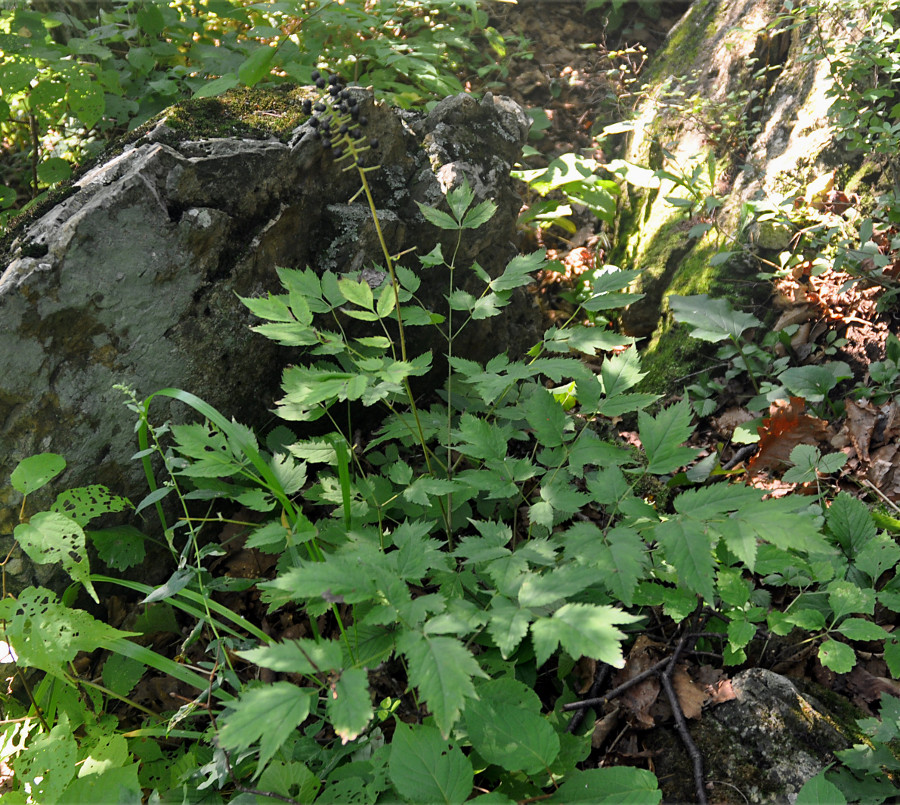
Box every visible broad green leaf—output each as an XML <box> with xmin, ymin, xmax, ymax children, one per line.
<box><xmin>795</xmin><ymin>772</ymin><xmax>847</xmax><ymax>805</ymax></box>
<box><xmin>218</xmin><ymin>683</ymin><xmax>314</xmax><ymax>777</ymax></box>
<box><xmin>519</xmin><ymin>152</ymin><xmax>599</xmax><ymax>195</ymax></box>
<box><xmin>655</xmin><ymin>518</ymin><xmax>715</xmax><ymax>603</ymax></box>
<box><xmin>547</xmin><ymin>767</ymin><xmax>662</xmax><ymax>803</ymax></box>
<box><xmin>531</xmin><ymin>603</ymin><xmax>639</xmax><ymax>668</ymax></box>
<box><xmin>639</xmin><ymin>399</ymin><xmax>699</xmax><ymax>474</ymax></box>
<box><xmin>101</xmin><ymin>652</ymin><xmax>145</xmax><ymax>698</ymax></box>
<box><xmin>90</xmin><ymin>526</ymin><xmax>146</xmax><ymax>571</ymax></box>
<box><xmin>60</xmin><ymin>763</ymin><xmax>142</xmax><ymax>803</ymax></box>
<box><xmin>836</xmin><ymin>618</ymin><xmax>889</xmax><ymax>641</ymax></box>
<box><xmin>545</xmin><ymin>324</ymin><xmax>633</xmax><ymax>354</ymax></box>
<box><xmin>605</xmin><ymin>159</ymin><xmax>661</xmax><ymax>189</ymax></box>
<box><xmin>827</xmin><ymin>579</ymin><xmax>875</xmax><ymax>619</ymax></box>
<box><xmin>327</xmin><ymin>667</ymin><xmax>373</xmax><ymax>744</ymax></box>
<box><xmin>464</xmin><ymin>678</ymin><xmax>560</xmax><ymax>775</ymax></box>
<box><xmin>818</xmin><ymin>639</ymin><xmax>856</xmax><ymax>673</ymax></box>
<box><xmin>855</xmin><ymin>532</ymin><xmax>900</xmax><ymax>583</ymax></box>
<box><xmin>14</xmin><ymin>512</ymin><xmax>97</xmax><ymax>602</ymax></box>
<box><xmin>779</xmin><ymin>365</ymin><xmax>845</xmax><ymax>403</ymax></box>
<box><xmin>403</xmin><ymin>477</ymin><xmax>461</xmax><ymax>506</ymax></box>
<box><xmin>193</xmin><ymin>74</ymin><xmax>239</xmax><ymax>98</ymax></box>
<box><xmin>237</xmin><ymin>639</ymin><xmax>342</xmax><ymax>673</ymax></box>
<box><xmin>238</xmin><ymin>45</ymin><xmax>276</xmax><ymax>87</ymax></box>
<box><xmin>669</xmin><ymin>294</ymin><xmax>761</xmax><ymax>342</ymax></box>
<box><xmin>37</xmin><ymin>157</ymin><xmax>71</xmax><ymax>185</ymax></box>
<box><xmin>389</xmin><ymin>721</ymin><xmax>473</xmax><ymax>804</ymax></box>
<box><xmin>524</xmin><ymin>386</ymin><xmax>568</xmax><ymax>447</ymax></box>
<box><xmin>396</xmin><ymin>632</ymin><xmax>485</xmax><ymax>737</ymax></box>
<box><xmin>11</xmin><ymin>453</ymin><xmax>65</xmax><ymax>495</ymax></box>
<box><xmin>258</xmin><ymin>761</ymin><xmax>320</xmax><ymax>804</ymax></box>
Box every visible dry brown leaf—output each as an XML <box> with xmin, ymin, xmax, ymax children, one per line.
<box><xmin>673</xmin><ymin>666</ymin><xmax>706</xmax><ymax>720</ymax></box>
<box><xmin>713</xmin><ymin>407</ymin><xmax>754</xmax><ymax>436</ymax></box>
<box><xmin>848</xmin><ymin>666</ymin><xmax>900</xmax><ymax>704</ymax></box>
<box><xmin>574</xmin><ymin>656</ymin><xmax>596</xmax><ymax>695</ymax></box>
<box><xmin>748</xmin><ymin>397</ymin><xmax>830</xmax><ymax>477</ymax></box>
<box><xmin>614</xmin><ymin>634</ymin><xmax>664</xmax><ymax>728</ymax></box>
<box><xmin>591</xmin><ymin>707</ymin><xmax>621</xmax><ymax>749</ymax></box>
<box><xmin>845</xmin><ymin>398</ymin><xmax>877</xmax><ymax>462</ymax></box>
<box><xmin>773</xmin><ymin>305</ymin><xmax>812</xmax><ymax>332</ymax></box>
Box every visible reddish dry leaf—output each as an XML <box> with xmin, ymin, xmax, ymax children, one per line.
<box><xmin>673</xmin><ymin>666</ymin><xmax>706</xmax><ymax>720</ymax></box>
<box><xmin>705</xmin><ymin>678</ymin><xmax>737</xmax><ymax>706</ymax></box>
<box><xmin>748</xmin><ymin>397</ymin><xmax>830</xmax><ymax>477</ymax></box>
<box><xmin>848</xmin><ymin>666</ymin><xmax>900</xmax><ymax>704</ymax></box>
<box><xmin>845</xmin><ymin>398</ymin><xmax>878</xmax><ymax>462</ymax></box>
<box><xmin>615</xmin><ymin>634</ymin><xmax>664</xmax><ymax>729</ymax></box>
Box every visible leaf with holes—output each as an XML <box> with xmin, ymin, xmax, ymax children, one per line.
<box><xmin>90</xmin><ymin>526</ymin><xmax>146</xmax><ymax>571</ymax></box>
<box><xmin>14</xmin><ymin>511</ymin><xmax>97</xmax><ymax>602</ymax></box>
<box><xmin>52</xmin><ymin>484</ymin><xmax>132</xmax><ymax>526</ymax></box>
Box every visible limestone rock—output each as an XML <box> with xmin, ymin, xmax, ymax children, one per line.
<box><xmin>0</xmin><ymin>89</ymin><xmax>538</xmax><ymax>595</ymax></box>
<box><xmin>646</xmin><ymin>668</ymin><xmax>857</xmax><ymax>803</ymax></box>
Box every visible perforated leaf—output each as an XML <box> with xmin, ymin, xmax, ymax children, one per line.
<box><xmin>1</xmin><ymin>588</ymin><xmax>137</xmax><ymax>677</ymax></box>
<box><xmin>91</xmin><ymin>526</ymin><xmax>146</xmax><ymax>571</ymax></box>
<box><xmin>52</xmin><ymin>485</ymin><xmax>132</xmax><ymax>526</ymax></box>
<box><xmin>14</xmin><ymin>511</ymin><xmax>96</xmax><ymax>602</ymax></box>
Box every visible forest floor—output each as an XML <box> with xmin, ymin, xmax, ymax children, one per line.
<box><xmin>470</xmin><ymin>0</ymin><xmax>900</xmax><ymax>796</ymax></box>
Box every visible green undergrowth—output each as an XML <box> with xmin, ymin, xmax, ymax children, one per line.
<box><xmin>4</xmin><ymin>70</ymin><xmax>900</xmax><ymax>804</ymax></box>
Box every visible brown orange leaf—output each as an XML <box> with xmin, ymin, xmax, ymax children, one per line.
<box><xmin>748</xmin><ymin>397</ymin><xmax>829</xmax><ymax>477</ymax></box>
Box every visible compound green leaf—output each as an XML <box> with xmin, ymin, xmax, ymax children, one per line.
<box><xmin>327</xmin><ymin>667</ymin><xmax>374</xmax><ymax>744</ymax></box>
<box><xmin>389</xmin><ymin>721</ymin><xmax>473</xmax><ymax>804</ymax></box>
<box><xmin>639</xmin><ymin>399</ymin><xmax>699</xmax><ymax>474</ymax></box>
<box><xmin>237</xmin><ymin>638</ymin><xmax>343</xmax><ymax>674</ymax></box>
<box><xmin>600</xmin><ymin>347</ymin><xmax>645</xmax><ymax>397</ymax></box>
<box><xmin>828</xmin><ymin>579</ymin><xmax>875</xmax><ymax>620</ymax></box>
<box><xmin>531</xmin><ymin>603</ymin><xmax>638</xmax><ymax>668</ymax></box>
<box><xmin>396</xmin><ymin>632</ymin><xmax>485</xmax><ymax>737</ymax></box>
<box><xmin>490</xmin><ymin>251</ymin><xmax>545</xmax><ymax>292</ymax></box>
<box><xmin>655</xmin><ymin>518</ymin><xmax>715</xmax><ymax>603</ymax></box>
<box><xmin>518</xmin><ymin>565</ymin><xmax>598</xmax><ymax>608</ymax></box>
<box><xmin>487</xmin><ymin>597</ymin><xmax>532</xmax><ymax>658</ymax></box>
<box><xmin>669</xmin><ymin>294</ymin><xmax>761</xmax><ymax>342</ymax></box>
<box><xmin>855</xmin><ymin>532</ymin><xmax>900</xmax><ymax>584</ymax></box>
<box><xmin>779</xmin><ymin>365</ymin><xmax>843</xmax><ymax>403</ymax></box>
<box><xmin>524</xmin><ymin>386</ymin><xmax>567</xmax><ymax>447</ymax></box>
<box><xmin>218</xmin><ymin>682</ymin><xmax>314</xmax><ymax>777</ymax></box>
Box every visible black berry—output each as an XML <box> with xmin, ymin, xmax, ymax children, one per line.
<box><xmin>315</xmin><ymin>77</ymin><xmax>326</xmax><ymax>89</ymax></box>
<box><xmin>311</xmin><ymin>70</ymin><xmax>320</xmax><ymax>81</ymax></box>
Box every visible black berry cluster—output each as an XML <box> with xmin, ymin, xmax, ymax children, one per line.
<box><xmin>301</xmin><ymin>71</ymin><xmax>379</xmax><ymax>160</ymax></box>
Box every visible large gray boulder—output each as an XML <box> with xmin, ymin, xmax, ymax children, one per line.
<box><xmin>0</xmin><ymin>88</ymin><xmax>538</xmax><ymax>594</ymax></box>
